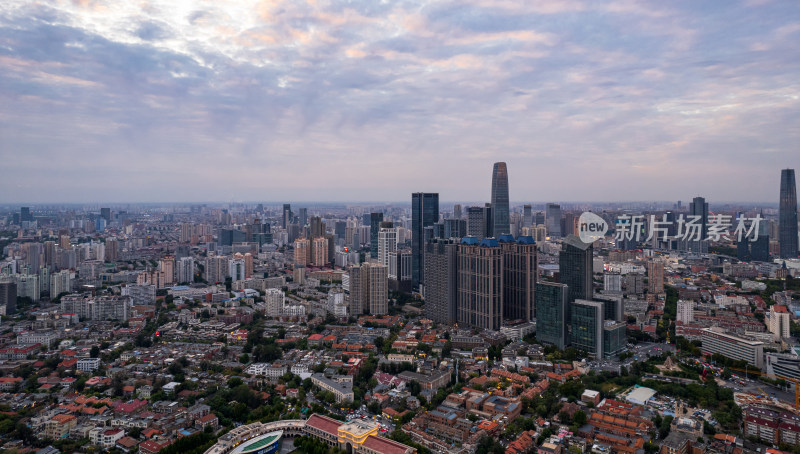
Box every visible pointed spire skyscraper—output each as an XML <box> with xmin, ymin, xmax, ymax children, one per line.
<box><xmin>491</xmin><ymin>162</ymin><xmax>510</xmax><ymax>237</ymax></box>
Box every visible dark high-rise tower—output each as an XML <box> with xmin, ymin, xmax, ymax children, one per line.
<box><xmin>500</xmin><ymin>235</ymin><xmax>537</xmax><ymax>322</ymax></box>
<box><xmin>546</xmin><ymin>203</ymin><xmax>562</xmax><ymax>238</ymax></box>
<box><xmin>559</xmin><ymin>235</ymin><xmax>593</xmax><ymax>303</ymax></box>
<box><xmin>780</xmin><ymin>169</ymin><xmax>798</xmax><ymax>258</ymax></box>
<box><xmin>534</xmin><ymin>282</ymin><xmax>569</xmax><ymax>349</ymax></box>
<box><xmin>466</xmin><ymin>206</ymin><xmax>486</xmax><ymax>240</ymax></box>
<box><xmin>424</xmin><ymin>239</ymin><xmax>459</xmax><ymax>324</ymax></box>
<box><xmin>687</xmin><ymin>196</ymin><xmax>709</xmax><ymax>253</ymax></box>
<box><xmin>491</xmin><ymin>162</ymin><xmax>510</xmax><ymax>237</ymax></box>
<box><xmin>412</xmin><ymin>193</ymin><xmax>439</xmax><ymax>287</ymax></box>
<box><xmin>370</xmin><ymin>213</ymin><xmax>384</xmax><ymax>258</ymax></box>
<box><xmin>282</xmin><ymin>204</ymin><xmax>292</xmax><ymax>229</ymax></box>
<box><xmin>20</xmin><ymin>207</ymin><xmax>32</xmax><ymax>222</ymax></box>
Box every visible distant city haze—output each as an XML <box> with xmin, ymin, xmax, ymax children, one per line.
<box><xmin>0</xmin><ymin>1</ymin><xmax>798</xmax><ymax>203</ymax></box>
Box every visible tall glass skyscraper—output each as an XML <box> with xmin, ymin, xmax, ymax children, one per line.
<box><xmin>570</xmin><ymin>299</ymin><xmax>604</xmax><ymax>358</ymax></box>
<box><xmin>780</xmin><ymin>169</ymin><xmax>798</xmax><ymax>259</ymax></box>
<box><xmin>546</xmin><ymin>203</ymin><xmax>562</xmax><ymax>238</ymax></box>
<box><xmin>369</xmin><ymin>212</ymin><xmax>384</xmax><ymax>258</ymax></box>
<box><xmin>687</xmin><ymin>196</ymin><xmax>709</xmax><ymax>253</ymax></box>
<box><xmin>412</xmin><ymin>192</ymin><xmax>439</xmax><ymax>287</ymax></box>
<box><xmin>559</xmin><ymin>235</ymin><xmax>593</xmax><ymax>303</ymax></box>
<box><xmin>534</xmin><ymin>282</ymin><xmax>568</xmax><ymax>349</ymax></box>
<box><xmin>491</xmin><ymin>162</ymin><xmax>510</xmax><ymax>237</ymax></box>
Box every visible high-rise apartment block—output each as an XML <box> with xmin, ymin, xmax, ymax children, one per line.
<box><xmin>457</xmin><ymin>238</ymin><xmax>503</xmax><ymax>331</ymax></box>
<box><xmin>346</xmin><ymin>263</ymin><xmax>388</xmax><ymax>316</ymax></box>
<box><xmin>466</xmin><ymin>206</ymin><xmax>487</xmax><ymax>240</ymax></box>
<box><xmin>676</xmin><ymin>300</ymin><xmax>694</xmax><ymax>324</ymax></box>
<box><xmin>160</xmin><ymin>256</ymin><xmax>175</xmax><ymax>286</ymax></box>
<box><xmin>312</xmin><ymin>237</ymin><xmax>329</xmax><ymax>267</ymax></box>
<box><xmin>500</xmin><ymin>235</ymin><xmax>537</xmax><ymax>322</ymax></box>
<box><xmin>61</xmin><ymin>295</ymin><xmax>131</xmax><ymax>321</ymax></box>
<box><xmin>294</xmin><ymin>238</ymin><xmax>310</xmax><ymax>266</ymax></box>
<box><xmin>378</xmin><ymin>223</ymin><xmax>397</xmax><ymax>268</ymax></box>
<box><xmin>424</xmin><ymin>239</ymin><xmax>458</xmax><ymax>324</ymax></box>
<box><xmin>769</xmin><ymin>305</ymin><xmax>790</xmax><ymax>341</ymax></box>
<box><xmin>647</xmin><ymin>260</ymin><xmax>664</xmax><ymax>294</ymax></box>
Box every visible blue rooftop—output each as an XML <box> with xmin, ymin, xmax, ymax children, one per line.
<box><xmin>517</xmin><ymin>235</ymin><xmax>535</xmax><ymax>244</ymax></box>
<box><xmin>480</xmin><ymin>238</ymin><xmax>499</xmax><ymax>247</ymax></box>
<box><xmin>170</xmin><ymin>286</ymin><xmax>190</xmax><ymax>290</ymax></box>
<box><xmin>498</xmin><ymin>234</ymin><xmax>515</xmax><ymax>243</ymax></box>
<box><xmin>461</xmin><ymin>236</ymin><xmax>479</xmax><ymax>245</ymax></box>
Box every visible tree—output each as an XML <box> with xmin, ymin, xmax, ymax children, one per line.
<box><xmin>475</xmin><ymin>435</ymin><xmax>504</xmax><ymax>454</ymax></box>
<box><xmin>90</xmin><ymin>345</ymin><xmax>100</xmax><ymax>358</ymax></box>
<box><xmin>574</xmin><ymin>410</ymin><xmax>587</xmax><ymax>426</ymax></box>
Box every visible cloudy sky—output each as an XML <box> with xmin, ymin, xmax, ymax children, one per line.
<box><xmin>0</xmin><ymin>0</ymin><xmax>798</xmax><ymax>204</ymax></box>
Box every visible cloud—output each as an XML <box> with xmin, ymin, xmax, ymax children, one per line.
<box><xmin>0</xmin><ymin>0</ymin><xmax>798</xmax><ymax>203</ymax></box>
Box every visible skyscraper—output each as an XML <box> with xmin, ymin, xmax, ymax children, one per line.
<box><xmin>298</xmin><ymin>208</ymin><xmax>308</xmax><ymax>227</ymax></box>
<box><xmin>559</xmin><ymin>235</ymin><xmax>593</xmax><ymax>303</ymax></box>
<box><xmin>177</xmin><ymin>257</ymin><xmax>195</xmax><ymax>283</ymax></box>
<box><xmin>491</xmin><ymin>162</ymin><xmax>510</xmax><ymax>236</ymax></box>
<box><xmin>546</xmin><ymin>203</ymin><xmax>562</xmax><ymax>238</ymax></box>
<box><xmin>534</xmin><ymin>282</ymin><xmax>568</xmax><ymax>350</ymax></box>
<box><xmin>282</xmin><ymin>204</ymin><xmax>292</xmax><ymax>229</ymax></box>
<box><xmin>500</xmin><ymin>235</ymin><xmax>537</xmax><ymax>322</ymax></box>
<box><xmin>411</xmin><ymin>193</ymin><xmax>439</xmax><ymax>287</ymax></box>
<box><xmin>457</xmin><ymin>237</ymin><xmax>503</xmax><ymax>331</ymax></box>
<box><xmin>523</xmin><ymin>204</ymin><xmax>532</xmax><ymax>227</ymax></box>
<box><xmin>779</xmin><ymin>169</ymin><xmax>798</xmax><ymax>258</ymax></box>
<box><xmin>346</xmin><ymin>263</ymin><xmax>388</xmax><ymax>316</ymax></box>
<box><xmin>310</xmin><ymin>216</ymin><xmax>325</xmax><ymax>238</ymax></box>
<box><xmin>377</xmin><ymin>223</ymin><xmax>397</xmax><ymax>268</ymax></box>
<box><xmin>0</xmin><ymin>280</ymin><xmax>16</xmax><ymax>315</ymax></box>
<box><xmin>20</xmin><ymin>207</ymin><xmax>32</xmax><ymax>222</ymax></box>
<box><xmin>424</xmin><ymin>239</ymin><xmax>459</xmax><ymax>325</ymax></box>
<box><xmin>160</xmin><ymin>256</ymin><xmax>175</xmax><ymax>286</ymax></box>
<box><xmin>370</xmin><ymin>212</ymin><xmax>384</xmax><ymax>258</ymax></box>
<box><xmin>453</xmin><ymin>204</ymin><xmax>462</xmax><ymax>220</ymax></box>
<box><xmin>100</xmin><ymin>207</ymin><xmax>111</xmax><ymax>222</ymax></box>
<box><xmin>444</xmin><ymin>218</ymin><xmax>466</xmax><ymax>239</ymax></box>
<box><xmin>466</xmin><ymin>206</ymin><xmax>486</xmax><ymax>240</ymax></box>
<box><xmin>570</xmin><ymin>299</ymin><xmax>604</xmax><ymax>358</ymax></box>
<box><xmin>647</xmin><ymin>260</ymin><xmax>664</xmax><ymax>294</ymax></box>
<box><xmin>688</xmin><ymin>196</ymin><xmax>709</xmax><ymax>253</ymax></box>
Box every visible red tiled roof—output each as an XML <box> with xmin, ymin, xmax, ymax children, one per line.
<box><xmin>199</xmin><ymin>413</ymin><xmax>217</xmax><ymax>423</ymax></box>
<box><xmin>52</xmin><ymin>414</ymin><xmax>76</xmax><ymax>424</ymax></box>
<box><xmin>361</xmin><ymin>435</ymin><xmax>411</xmax><ymax>454</ymax></box>
<box><xmin>305</xmin><ymin>414</ymin><xmax>342</xmax><ymax>436</ymax></box>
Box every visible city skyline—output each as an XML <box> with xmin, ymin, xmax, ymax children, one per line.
<box><xmin>1</xmin><ymin>1</ymin><xmax>799</xmax><ymax>203</ymax></box>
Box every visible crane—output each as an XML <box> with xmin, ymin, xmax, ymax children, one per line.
<box><xmin>728</xmin><ymin>366</ymin><xmax>800</xmax><ymax>409</ymax></box>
